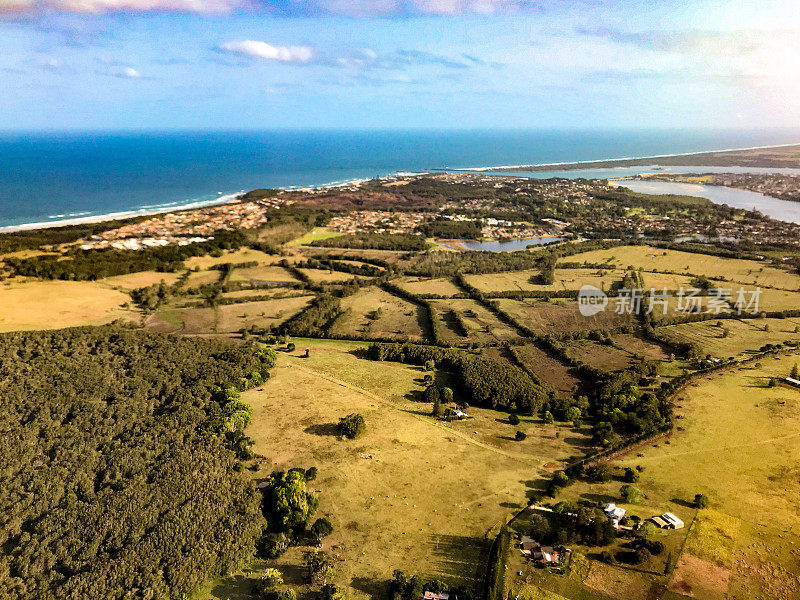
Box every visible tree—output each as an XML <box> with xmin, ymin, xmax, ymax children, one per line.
<box><xmin>305</xmin><ymin>466</ymin><xmax>318</xmax><ymax>481</ymax></box>
<box><xmin>565</xmin><ymin>406</ymin><xmax>582</xmax><ymax>426</ymax></box>
<box><xmin>310</xmin><ymin>518</ymin><xmax>333</xmax><ymax>542</ymax></box>
<box><xmin>432</xmin><ymin>396</ymin><xmax>443</xmax><ymax>417</ymax></box>
<box><xmin>693</xmin><ymin>493</ymin><xmax>710</xmax><ymax>509</ymax></box>
<box><xmin>633</xmin><ymin>546</ymin><xmax>651</xmax><ymax>565</ymax></box>
<box><xmin>543</xmin><ymin>411</ymin><xmax>554</xmax><ymax>424</ymax></box>
<box><xmin>515</xmin><ymin>430</ymin><xmax>527</xmax><ymax>441</ymax></box>
<box><xmin>270</xmin><ymin>469</ymin><xmax>318</xmax><ymax>530</ymax></box>
<box><xmin>620</xmin><ymin>484</ymin><xmax>644</xmax><ymax>504</ymax></box>
<box><xmin>637</xmin><ymin>521</ymin><xmax>658</xmax><ymax>541</ymax></box>
<box><xmin>424</xmin><ymin>386</ymin><xmax>440</xmax><ymax>404</ymax></box>
<box><xmin>287</xmin><ymin>342</ymin><xmax>296</xmax><ymax>352</ymax></box>
<box><xmin>441</xmin><ymin>387</ymin><xmax>454</xmax><ymax>403</ymax></box>
<box><xmin>791</xmin><ymin>364</ymin><xmax>799</xmax><ymax>379</ymax></box>
<box><xmin>320</xmin><ymin>584</ymin><xmax>345</xmax><ymax>600</ymax></box>
<box><xmin>585</xmin><ymin>464</ymin><xmax>613</xmax><ymax>483</ymax></box>
<box><xmin>623</xmin><ymin>467</ymin><xmax>640</xmax><ymax>483</ymax></box>
<box><xmin>508</xmin><ymin>413</ymin><xmax>520</xmax><ymax>426</ymax></box>
<box><xmin>338</xmin><ymin>413</ymin><xmax>366</xmax><ymax>439</ymax></box>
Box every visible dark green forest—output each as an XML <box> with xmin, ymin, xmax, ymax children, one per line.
<box><xmin>0</xmin><ymin>327</ymin><xmax>276</xmax><ymax>600</ymax></box>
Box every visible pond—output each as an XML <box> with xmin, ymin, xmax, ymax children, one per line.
<box><xmin>459</xmin><ymin>236</ymin><xmax>563</xmax><ymax>252</ymax></box>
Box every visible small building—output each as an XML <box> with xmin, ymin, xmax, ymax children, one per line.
<box><xmin>651</xmin><ymin>516</ymin><xmax>668</xmax><ymax>528</ymax></box>
<box><xmin>603</xmin><ymin>503</ymin><xmax>626</xmax><ymax>528</ymax></box>
<box><xmin>784</xmin><ymin>377</ymin><xmax>800</xmax><ymax>387</ymax></box>
<box><xmin>660</xmin><ymin>512</ymin><xmax>684</xmax><ymax>529</ymax></box>
<box><xmin>423</xmin><ymin>592</ymin><xmax>449</xmax><ymax>600</ymax></box>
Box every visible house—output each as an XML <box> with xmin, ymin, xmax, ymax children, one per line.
<box><xmin>651</xmin><ymin>516</ymin><xmax>669</xmax><ymax>528</ymax></box>
<box><xmin>519</xmin><ymin>537</ymin><xmax>560</xmax><ymax>563</ymax></box>
<box><xmin>533</xmin><ymin>545</ymin><xmax>559</xmax><ymax>564</ymax></box>
<box><xmin>423</xmin><ymin>592</ymin><xmax>449</xmax><ymax>600</ymax></box>
<box><xmin>603</xmin><ymin>503</ymin><xmax>626</xmax><ymax>528</ymax></box>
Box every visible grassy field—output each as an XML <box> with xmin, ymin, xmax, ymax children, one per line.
<box><xmin>656</xmin><ymin>317</ymin><xmax>800</xmax><ymax>358</ymax></box>
<box><xmin>184</xmin><ymin>248</ymin><xmax>280</xmax><ymax>270</ymax></box>
<box><xmin>148</xmin><ymin>296</ymin><xmax>314</xmax><ymax>334</ymax></box>
<box><xmin>0</xmin><ymin>278</ymin><xmax>134</xmax><ymax>332</ymax></box>
<box><xmin>431</xmin><ymin>298</ymin><xmax>521</xmax><ymax>344</ymax></box>
<box><xmin>98</xmin><ymin>270</ymin><xmax>182</xmax><ymax>291</ymax></box>
<box><xmin>297</xmin><ymin>268</ymin><xmax>360</xmax><ymax>283</ymax></box>
<box><xmin>562</xmin><ymin>339</ymin><xmax>635</xmax><ymax>372</ymax></box>
<box><xmin>287</xmin><ymin>227</ymin><xmax>344</xmax><ymax>246</ymax></box>
<box><xmin>464</xmin><ymin>268</ymin><xmax>624</xmax><ymax>294</ymax></box>
<box><xmin>560</xmin><ymin>245</ymin><xmax>800</xmax><ymax>290</ymax></box>
<box><xmin>522</xmin><ymin>354</ymin><xmax>800</xmax><ymax>600</ymax></box>
<box><xmin>495</xmin><ymin>298</ymin><xmax>635</xmax><ymax>336</ymax></box>
<box><xmin>395</xmin><ymin>276</ymin><xmax>463</xmax><ymax>297</ymax></box>
<box><xmin>511</xmin><ymin>344</ymin><xmax>583</xmax><ymax>398</ymax></box>
<box><xmin>328</xmin><ymin>286</ymin><xmax>429</xmax><ymax>341</ymax></box>
<box><xmin>199</xmin><ymin>340</ymin><xmax>593</xmax><ymax>600</ymax></box>
<box><xmin>229</xmin><ymin>265</ymin><xmax>300</xmax><ymax>284</ymax></box>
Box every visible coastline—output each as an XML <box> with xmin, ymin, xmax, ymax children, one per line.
<box><xmin>0</xmin><ymin>176</ymin><xmax>375</xmax><ymax>234</ymax></box>
<box><xmin>454</xmin><ymin>141</ymin><xmax>800</xmax><ymax>172</ymax></box>
<box><xmin>3</xmin><ymin>140</ymin><xmax>800</xmax><ymax>235</ymax></box>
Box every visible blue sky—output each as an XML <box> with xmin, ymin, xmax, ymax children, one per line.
<box><xmin>1</xmin><ymin>0</ymin><xmax>799</xmax><ymax>130</ymax></box>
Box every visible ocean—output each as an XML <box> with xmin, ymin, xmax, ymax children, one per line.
<box><xmin>1</xmin><ymin>128</ymin><xmax>800</xmax><ymax>230</ymax></box>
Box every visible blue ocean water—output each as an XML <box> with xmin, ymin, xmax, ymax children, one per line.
<box><xmin>1</xmin><ymin>128</ymin><xmax>799</xmax><ymax>230</ymax></box>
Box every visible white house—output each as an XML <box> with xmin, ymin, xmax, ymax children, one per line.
<box><xmin>603</xmin><ymin>503</ymin><xmax>626</xmax><ymax>528</ymax></box>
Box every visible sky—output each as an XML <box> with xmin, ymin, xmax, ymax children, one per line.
<box><xmin>1</xmin><ymin>0</ymin><xmax>800</xmax><ymax>130</ymax></box>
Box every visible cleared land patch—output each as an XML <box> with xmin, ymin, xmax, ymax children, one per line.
<box><xmin>495</xmin><ymin>297</ymin><xmax>635</xmax><ymax>335</ymax></box>
<box><xmin>329</xmin><ymin>287</ymin><xmax>429</xmax><ymax>341</ymax></box>
<box><xmin>0</xmin><ymin>279</ymin><xmax>132</xmax><ymax>332</ymax></box>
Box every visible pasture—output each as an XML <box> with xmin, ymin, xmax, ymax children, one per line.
<box><xmin>328</xmin><ymin>286</ymin><xmax>429</xmax><ymax>341</ymax></box>
<box><xmin>431</xmin><ymin>298</ymin><xmax>521</xmax><ymax>344</ymax></box>
<box><xmin>0</xmin><ymin>279</ymin><xmax>134</xmax><ymax>332</ymax></box>
<box><xmin>464</xmin><ymin>268</ymin><xmax>624</xmax><ymax>294</ymax></box>
<box><xmin>656</xmin><ymin>317</ymin><xmax>800</xmax><ymax>358</ymax></box>
<box><xmin>200</xmin><ymin>340</ymin><xmax>594</xmax><ymax>600</ymax></box>
<box><xmin>495</xmin><ymin>298</ymin><xmax>635</xmax><ymax>335</ymax></box>
<box><xmin>560</xmin><ymin>245</ymin><xmax>800</xmax><ymax>290</ymax></box>
<box><xmin>395</xmin><ymin>276</ymin><xmax>463</xmax><ymax>297</ymax></box>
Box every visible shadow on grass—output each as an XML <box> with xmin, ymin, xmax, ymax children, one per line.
<box><xmin>580</xmin><ymin>492</ymin><xmax>617</xmax><ymax>504</ymax></box>
<box><xmin>350</xmin><ymin>576</ymin><xmax>388</xmax><ymax>599</ymax></box>
<box><xmin>425</xmin><ymin>534</ymin><xmax>490</xmax><ymax>583</ymax></box>
<box><xmin>670</xmin><ymin>497</ymin><xmax>695</xmax><ymax>508</ymax></box>
<box><xmin>209</xmin><ymin>574</ymin><xmax>255</xmax><ymax>600</ymax></box>
<box><xmin>304</xmin><ymin>423</ymin><xmax>340</xmax><ymax>437</ymax></box>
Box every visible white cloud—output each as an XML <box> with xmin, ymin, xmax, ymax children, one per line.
<box><xmin>48</xmin><ymin>0</ymin><xmax>245</xmax><ymax>13</ymax></box>
<box><xmin>119</xmin><ymin>66</ymin><xmax>141</xmax><ymax>77</ymax></box>
<box><xmin>0</xmin><ymin>0</ymin><xmax>33</xmax><ymax>12</ymax></box>
<box><xmin>219</xmin><ymin>40</ymin><xmax>314</xmax><ymax>63</ymax></box>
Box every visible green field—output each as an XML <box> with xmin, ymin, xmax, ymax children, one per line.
<box><xmin>201</xmin><ymin>340</ymin><xmax>593</xmax><ymax>600</ymax></box>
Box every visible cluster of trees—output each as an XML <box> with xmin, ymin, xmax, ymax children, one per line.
<box><xmin>258</xmin><ymin>467</ymin><xmax>333</xmax><ymax>559</ymax></box>
<box><xmin>0</xmin><ymin>326</ymin><xmax>275</xmax><ymax>600</ymax></box>
<box><xmin>310</xmin><ymin>233</ymin><xmax>427</xmax><ymax>251</ymax></box>
<box><xmin>4</xmin><ymin>231</ymin><xmax>245</xmax><ymax>280</ymax></box>
<box><xmin>282</xmin><ymin>293</ymin><xmax>343</xmax><ymax>337</ymax></box>
<box><xmin>367</xmin><ymin>343</ymin><xmax>550</xmax><ymax>413</ymax></box>
<box><xmin>390</xmin><ymin>570</ymin><xmax>473</xmax><ymax>600</ymax></box>
<box><xmin>525</xmin><ymin>504</ymin><xmax>616</xmax><ymax>547</ymax></box>
<box><xmin>416</xmin><ymin>218</ymin><xmax>481</xmax><ymax>239</ymax></box>
<box><xmin>291</xmin><ymin>257</ymin><xmax>385</xmax><ymax>278</ymax></box>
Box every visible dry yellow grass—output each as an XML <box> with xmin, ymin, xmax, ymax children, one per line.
<box><xmin>98</xmin><ymin>271</ymin><xmax>181</xmax><ymax>291</ymax></box>
<box><xmin>0</xmin><ymin>279</ymin><xmax>133</xmax><ymax>332</ymax></box>
<box><xmin>560</xmin><ymin>245</ymin><xmax>800</xmax><ymax>290</ymax></box>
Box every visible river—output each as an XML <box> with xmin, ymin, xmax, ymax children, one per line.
<box><xmin>613</xmin><ymin>179</ymin><xmax>800</xmax><ymax>225</ymax></box>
